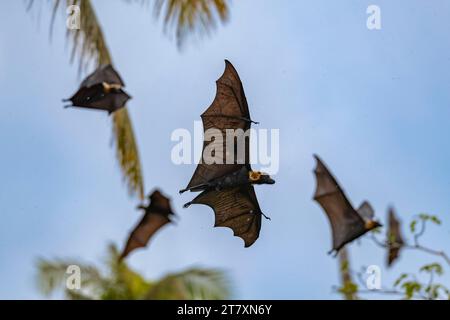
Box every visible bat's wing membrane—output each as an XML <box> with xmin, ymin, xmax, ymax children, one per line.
<box><xmin>81</xmin><ymin>64</ymin><xmax>125</xmax><ymax>88</ymax></box>
<box><xmin>148</xmin><ymin>190</ymin><xmax>176</xmax><ymax>215</ymax></box>
<box><xmin>68</xmin><ymin>84</ymin><xmax>131</xmax><ymax>113</ymax></box>
<box><xmin>387</xmin><ymin>208</ymin><xmax>404</xmax><ymax>266</ymax></box>
<box><xmin>186</xmin><ymin>60</ymin><xmax>253</xmax><ymax>189</ymax></box>
<box><xmin>313</xmin><ymin>155</ymin><xmax>366</xmax><ymax>251</ymax></box>
<box><xmin>120</xmin><ymin>190</ymin><xmax>175</xmax><ymax>260</ymax></box>
<box><xmin>120</xmin><ymin>212</ymin><xmax>171</xmax><ymax>260</ymax></box>
<box><xmin>357</xmin><ymin>201</ymin><xmax>375</xmax><ymax>222</ymax></box>
<box><xmin>191</xmin><ymin>185</ymin><xmax>262</xmax><ymax>247</ymax></box>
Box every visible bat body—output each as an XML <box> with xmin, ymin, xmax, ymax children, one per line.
<box><xmin>387</xmin><ymin>208</ymin><xmax>404</xmax><ymax>267</ymax></box>
<box><xmin>313</xmin><ymin>155</ymin><xmax>381</xmax><ymax>254</ymax></box>
<box><xmin>120</xmin><ymin>190</ymin><xmax>175</xmax><ymax>260</ymax></box>
<box><xmin>181</xmin><ymin>60</ymin><xmax>275</xmax><ymax>247</ymax></box>
<box><xmin>64</xmin><ymin>64</ymin><xmax>131</xmax><ymax>114</ymax></box>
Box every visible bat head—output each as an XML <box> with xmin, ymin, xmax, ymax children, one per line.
<box><xmin>365</xmin><ymin>219</ymin><xmax>382</xmax><ymax>231</ymax></box>
<box><xmin>102</xmin><ymin>82</ymin><xmax>123</xmax><ymax>93</ymax></box>
<box><xmin>248</xmin><ymin>171</ymin><xmax>276</xmax><ymax>185</ymax></box>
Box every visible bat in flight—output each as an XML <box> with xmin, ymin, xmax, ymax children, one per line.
<box><xmin>313</xmin><ymin>155</ymin><xmax>382</xmax><ymax>254</ymax></box>
<box><xmin>180</xmin><ymin>60</ymin><xmax>275</xmax><ymax>248</ymax></box>
<box><xmin>120</xmin><ymin>190</ymin><xmax>175</xmax><ymax>260</ymax></box>
<box><xmin>386</xmin><ymin>207</ymin><xmax>404</xmax><ymax>267</ymax></box>
<box><xmin>63</xmin><ymin>64</ymin><xmax>131</xmax><ymax>114</ymax></box>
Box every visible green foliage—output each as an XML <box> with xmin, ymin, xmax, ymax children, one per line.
<box><xmin>36</xmin><ymin>244</ymin><xmax>231</xmax><ymax>300</ymax></box>
<box><xmin>146</xmin><ymin>268</ymin><xmax>230</xmax><ymax>300</ymax></box>
<box><xmin>342</xmin><ymin>213</ymin><xmax>450</xmax><ymax>300</ymax></box>
<box><xmin>420</xmin><ymin>263</ymin><xmax>443</xmax><ymax>276</ymax></box>
<box><xmin>153</xmin><ymin>0</ymin><xmax>229</xmax><ymax>47</ymax></box>
<box><xmin>401</xmin><ymin>281</ymin><xmax>422</xmax><ymax>300</ymax></box>
<box><xmin>409</xmin><ymin>220</ymin><xmax>417</xmax><ymax>233</ymax></box>
<box><xmin>418</xmin><ymin>214</ymin><xmax>441</xmax><ymax>225</ymax></box>
<box><xmin>336</xmin><ymin>248</ymin><xmax>359</xmax><ymax>300</ymax></box>
<box><xmin>393</xmin><ymin>265</ymin><xmax>449</xmax><ymax>300</ymax></box>
<box><xmin>424</xmin><ymin>284</ymin><xmax>450</xmax><ymax>300</ymax></box>
<box><xmin>393</xmin><ymin>273</ymin><xmax>408</xmax><ymax>287</ymax></box>
<box><xmin>338</xmin><ymin>282</ymin><xmax>358</xmax><ymax>299</ymax></box>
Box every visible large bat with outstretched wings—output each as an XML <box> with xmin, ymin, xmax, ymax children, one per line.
<box><xmin>180</xmin><ymin>60</ymin><xmax>274</xmax><ymax>247</ymax></box>
<box><xmin>313</xmin><ymin>155</ymin><xmax>381</xmax><ymax>254</ymax></box>
<box><xmin>120</xmin><ymin>190</ymin><xmax>175</xmax><ymax>260</ymax></box>
<box><xmin>64</xmin><ymin>64</ymin><xmax>131</xmax><ymax>114</ymax></box>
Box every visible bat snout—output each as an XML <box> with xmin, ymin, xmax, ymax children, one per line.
<box><xmin>260</xmin><ymin>175</ymin><xmax>275</xmax><ymax>185</ymax></box>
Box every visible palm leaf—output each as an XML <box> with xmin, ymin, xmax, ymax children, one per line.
<box><xmin>146</xmin><ymin>268</ymin><xmax>231</xmax><ymax>300</ymax></box>
<box><xmin>36</xmin><ymin>258</ymin><xmax>106</xmax><ymax>299</ymax></box>
<box><xmin>141</xmin><ymin>0</ymin><xmax>230</xmax><ymax>47</ymax></box>
<box><xmin>28</xmin><ymin>0</ymin><xmax>144</xmax><ymax>200</ymax></box>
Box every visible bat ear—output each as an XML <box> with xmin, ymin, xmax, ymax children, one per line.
<box><xmin>357</xmin><ymin>201</ymin><xmax>375</xmax><ymax>221</ymax></box>
<box><xmin>249</xmin><ymin>171</ymin><xmax>262</xmax><ymax>182</ymax></box>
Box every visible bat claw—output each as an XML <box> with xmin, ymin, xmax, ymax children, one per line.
<box><xmin>179</xmin><ymin>188</ymin><xmax>188</xmax><ymax>194</ymax></box>
<box><xmin>183</xmin><ymin>202</ymin><xmax>192</xmax><ymax>208</ymax></box>
<box><xmin>247</xmin><ymin>118</ymin><xmax>259</xmax><ymax>125</ymax></box>
<box><xmin>327</xmin><ymin>249</ymin><xmax>339</xmax><ymax>258</ymax></box>
<box><xmin>261</xmin><ymin>212</ymin><xmax>271</xmax><ymax>220</ymax></box>
<box><xmin>136</xmin><ymin>204</ymin><xmax>146</xmax><ymax>210</ymax></box>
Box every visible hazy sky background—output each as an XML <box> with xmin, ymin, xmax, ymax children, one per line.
<box><xmin>1</xmin><ymin>0</ymin><xmax>450</xmax><ymax>299</ymax></box>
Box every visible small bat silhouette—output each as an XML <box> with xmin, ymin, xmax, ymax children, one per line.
<box><xmin>119</xmin><ymin>190</ymin><xmax>175</xmax><ymax>260</ymax></box>
<box><xmin>313</xmin><ymin>155</ymin><xmax>382</xmax><ymax>254</ymax></box>
<box><xmin>63</xmin><ymin>64</ymin><xmax>131</xmax><ymax>114</ymax></box>
<box><xmin>387</xmin><ymin>207</ymin><xmax>404</xmax><ymax>267</ymax></box>
<box><xmin>180</xmin><ymin>60</ymin><xmax>275</xmax><ymax>247</ymax></box>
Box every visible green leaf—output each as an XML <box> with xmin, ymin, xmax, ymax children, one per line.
<box><xmin>401</xmin><ymin>281</ymin><xmax>421</xmax><ymax>300</ymax></box>
<box><xmin>393</xmin><ymin>274</ymin><xmax>408</xmax><ymax>287</ymax></box>
<box><xmin>420</xmin><ymin>263</ymin><xmax>443</xmax><ymax>276</ymax></box>
<box><xmin>410</xmin><ymin>220</ymin><xmax>417</xmax><ymax>233</ymax></box>
<box><xmin>153</xmin><ymin>0</ymin><xmax>230</xmax><ymax>47</ymax></box>
<box><xmin>146</xmin><ymin>268</ymin><xmax>231</xmax><ymax>300</ymax></box>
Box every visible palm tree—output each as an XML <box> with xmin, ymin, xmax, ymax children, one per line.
<box><xmin>26</xmin><ymin>0</ymin><xmax>230</xmax><ymax>200</ymax></box>
<box><xmin>36</xmin><ymin>243</ymin><xmax>231</xmax><ymax>300</ymax></box>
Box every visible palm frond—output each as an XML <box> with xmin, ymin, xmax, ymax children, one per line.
<box><xmin>35</xmin><ymin>258</ymin><xmax>106</xmax><ymax>299</ymax></box>
<box><xmin>153</xmin><ymin>0</ymin><xmax>230</xmax><ymax>47</ymax></box>
<box><xmin>36</xmin><ymin>245</ymin><xmax>231</xmax><ymax>300</ymax></box>
<box><xmin>28</xmin><ymin>0</ymin><xmax>144</xmax><ymax>200</ymax></box>
<box><xmin>112</xmin><ymin>108</ymin><xmax>145</xmax><ymax>200</ymax></box>
<box><xmin>146</xmin><ymin>268</ymin><xmax>231</xmax><ymax>300</ymax></box>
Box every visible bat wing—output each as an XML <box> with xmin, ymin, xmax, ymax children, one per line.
<box><xmin>313</xmin><ymin>155</ymin><xmax>366</xmax><ymax>252</ymax></box>
<box><xmin>120</xmin><ymin>212</ymin><xmax>171</xmax><ymax>260</ymax></box>
<box><xmin>387</xmin><ymin>208</ymin><xmax>404</xmax><ymax>267</ymax></box>
<box><xmin>357</xmin><ymin>201</ymin><xmax>375</xmax><ymax>222</ymax></box>
<box><xmin>68</xmin><ymin>84</ymin><xmax>131</xmax><ymax>113</ymax></box>
<box><xmin>190</xmin><ymin>185</ymin><xmax>262</xmax><ymax>247</ymax></box>
<box><xmin>148</xmin><ymin>189</ymin><xmax>175</xmax><ymax>214</ymax></box>
<box><xmin>81</xmin><ymin>64</ymin><xmax>125</xmax><ymax>88</ymax></box>
<box><xmin>185</xmin><ymin>60</ymin><xmax>254</xmax><ymax>190</ymax></box>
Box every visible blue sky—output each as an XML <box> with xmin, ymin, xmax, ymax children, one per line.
<box><xmin>1</xmin><ymin>0</ymin><xmax>450</xmax><ymax>299</ymax></box>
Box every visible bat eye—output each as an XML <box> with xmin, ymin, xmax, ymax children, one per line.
<box><xmin>249</xmin><ymin>171</ymin><xmax>261</xmax><ymax>181</ymax></box>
